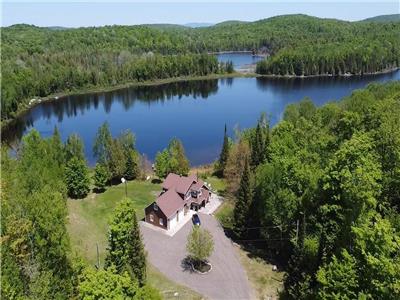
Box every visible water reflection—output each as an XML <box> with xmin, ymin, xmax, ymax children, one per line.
<box><xmin>2</xmin><ymin>70</ymin><xmax>399</xmax><ymax>165</ymax></box>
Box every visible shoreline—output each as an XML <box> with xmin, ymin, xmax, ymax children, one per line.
<box><xmin>1</xmin><ymin>72</ymin><xmax>252</xmax><ymax>130</ymax></box>
<box><xmin>2</xmin><ymin>67</ymin><xmax>399</xmax><ymax>130</ymax></box>
<box><xmin>255</xmin><ymin>67</ymin><xmax>400</xmax><ymax>78</ymax></box>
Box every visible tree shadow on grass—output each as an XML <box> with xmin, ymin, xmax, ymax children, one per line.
<box><xmin>151</xmin><ymin>178</ymin><xmax>162</xmax><ymax>184</ymax></box>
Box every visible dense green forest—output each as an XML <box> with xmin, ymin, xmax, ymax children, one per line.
<box><xmin>0</xmin><ymin>124</ymin><xmax>160</xmax><ymax>298</ymax></box>
<box><xmin>2</xmin><ymin>14</ymin><xmax>400</xmax><ymax>120</ymax></box>
<box><xmin>218</xmin><ymin>81</ymin><xmax>400</xmax><ymax>299</ymax></box>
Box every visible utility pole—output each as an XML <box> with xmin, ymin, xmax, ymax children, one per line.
<box><xmin>96</xmin><ymin>243</ymin><xmax>100</xmax><ymax>269</ymax></box>
<box><xmin>296</xmin><ymin>219</ymin><xmax>299</xmax><ymax>244</ymax></box>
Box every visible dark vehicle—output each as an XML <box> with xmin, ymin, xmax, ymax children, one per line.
<box><xmin>192</xmin><ymin>214</ymin><xmax>201</xmax><ymax>226</ymax></box>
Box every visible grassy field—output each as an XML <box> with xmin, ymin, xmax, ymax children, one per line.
<box><xmin>67</xmin><ymin>179</ymin><xmax>203</xmax><ymax>299</ymax></box>
<box><xmin>67</xmin><ymin>179</ymin><xmax>160</xmax><ymax>265</ymax></box>
<box><xmin>235</xmin><ymin>246</ymin><xmax>284</xmax><ymax>300</ymax></box>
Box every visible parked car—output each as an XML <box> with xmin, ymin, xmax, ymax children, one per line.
<box><xmin>192</xmin><ymin>214</ymin><xmax>201</xmax><ymax>226</ymax></box>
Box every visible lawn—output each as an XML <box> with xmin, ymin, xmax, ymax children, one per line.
<box><xmin>67</xmin><ymin>179</ymin><xmax>160</xmax><ymax>265</ymax></box>
<box><xmin>235</xmin><ymin>246</ymin><xmax>284</xmax><ymax>300</ymax></box>
<box><xmin>67</xmin><ymin>179</ymin><xmax>203</xmax><ymax>299</ymax></box>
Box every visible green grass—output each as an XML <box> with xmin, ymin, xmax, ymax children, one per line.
<box><xmin>67</xmin><ymin>180</ymin><xmax>160</xmax><ymax>265</ymax></box>
<box><xmin>236</xmin><ymin>246</ymin><xmax>284</xmax><ymax>299</ymax></box>
<box><xmin>205</xmin><ymin>176</ymin><xmax>226</xmax><ymax>194</ymax></box>
<box><xmin>147</xmin><ymin>264</ymin><xmax>202</xmax><ymax>300</ymax></box>
<box><xmin>214</xmin><ymin>200</ymin><xmax>235</xmax><ymax>229</ymax></box>
<box><xmin>67</xmin><ymin>179</ymin><xmax>203</xmax><ymax>299</ymax></box>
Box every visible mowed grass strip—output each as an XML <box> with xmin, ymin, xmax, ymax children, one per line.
<box><xmin>67</xmin><ymin>180</ymin><xmax>160</xmax><ymax>265</ymax></box>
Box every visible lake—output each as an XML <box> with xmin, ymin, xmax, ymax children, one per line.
<box><xmin>216</xmin><ymin>53</ymin><xmax>264</xmax><ymax>69</ymax></box>
<box><xmin>4</xmin><ymin>70</ymin><xmax>400</xmax><ymax>166</ymax></box>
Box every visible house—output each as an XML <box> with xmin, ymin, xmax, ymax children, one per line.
<box><xmin>144</xmin><ymin>173</ymin><xmax>211</xmax><ymax>230</ymax></box>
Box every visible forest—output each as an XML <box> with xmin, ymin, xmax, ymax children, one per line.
<box><xmin>2</xmin><ymin>79</ymin><xmax>399</xmax><ymax>298</ymax></box>
<box><xmin>2</xmin><ymin>14</ymin><xmax>399</xmax><ymax>120</ymax></box>
<box><xmin>216</xmin><ymin>81</ymin><xmax>400</xmax><ymax>299</ymax></box>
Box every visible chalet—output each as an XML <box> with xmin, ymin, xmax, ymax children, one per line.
<box><xmin>144</xmin><ymin>173</ymin><xmax>211</xmax><ymax>230</ymax></box>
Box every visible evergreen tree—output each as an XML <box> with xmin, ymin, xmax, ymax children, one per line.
<box><xmin>233</xmin><ymin>158</ymin><xmax>252</xmax><ymax>238</ymax></box>
<box><xmin>128</xmin><ymin>210</ymin><xmax>147</xmax><ymax>286</ymax></box>
<box><xmin>51</xmin><ymin>126</ymin><xmax>65</xmax><ymax>165</ymax></box>
<box><xmin>93</xmin><ymin>163</ymin><xmax>109</xmax><ymax>192</ymax></box>
<box><xmin>217</xmin><ymin>124</ymin><xmax>230</xmax><ymax>177</ymax></box>
<box><xmin>93</xmin><ymin>122</ymin><xmax>113</xmax><ymax>165</ymax></box>
<box><xmin>64</xmin><ymin>133</ymin><xmax>85</xmax><ymax>162</ymax></box>
<box><xmin>65</xmin><ymin>157</ymin><xmax>90</xmax><ymax>198</ymax></box>
<box><xmin>108</xmin><ymin>139</ymin><xmax>126</xmax><ymax>181</ymax></box>
<box><xmin>250</xmin><ymin>114</ymin><xmax>270</xmax><ymax>167</ymax></box>
<box><xmin>124</xmin><ymin>150</ymin><xmax>140</xmax><ymax>180</ymax></box>
<box><xmin>106</xmin><ymin>199</ymin><xmax>146</xmax><ymax>286</ymax></box>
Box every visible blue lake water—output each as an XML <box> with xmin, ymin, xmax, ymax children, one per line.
<box><xmin>4</xmin><ymin>70</ymin><xmax>400</xmax><ymax>166</ymax></box>
<box><xmin>216</xmin><ymin>53</ymin><xmax>264</xmax><ymax>68</ymax></box>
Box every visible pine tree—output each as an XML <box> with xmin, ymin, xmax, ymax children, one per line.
<box><xmin>251</xmin><ymin>114</ymin><xmax>270</xmax><ymax>167</ymax></box>
<box><xmin>233</xmin><ymin>158</ymin><xmax>252</xmax><ymax>238</ymax></box>
<box><xmin>124</xmin><ymin>150</ymin><xmax>139</xmax><ymax>180</ymax></box>
<box><xmin>93</xmin><ymin>163</ymin><xmax>109</xmax><ymax>192</ymax></box>
<box><xmin>128</xmin><ymin>211</ymin><xmax>146</xmax><ymax>286</ymax></box>
<box><xmin>65</xmin><ymin>156</ymin><xmax>90</xmax><ymax>198</ymax></box>
<box><xmin>51</xmin><ymin>126</ymin><xmax>65</xmax><ymax>165</ymax></box>
<box><xmin>64</xmin><ymin>133</ymin><xmax>85</xmax><ymax>162</ymax></box>
<box><xmin>106</xmin><ymin>199</ymin><xmax>146</xmax><ymax>286</ymax></box>
<box><xmin>93</xmin><ymin>122</ymin><xmax>113</xmax><ymax>165</ymax></box>
<box><xmin>217</xmin><ymin>124</ymin><xmax>230</xmax><ymax>177</ymax></box>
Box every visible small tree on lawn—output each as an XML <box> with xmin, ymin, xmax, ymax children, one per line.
<box><xmin>65</xmin><ymin>156</ymin><xmax>90</xmax><ymax>198</ymax></box>
<box><xmin>186</xmin><ymin>226</ymin><xmax>214</xmax><ymax>269</ymax></box>
<box><xmin>93</xmin><ymin>163</ymin><xmax>109</xmax><ymax>192</ymax></box>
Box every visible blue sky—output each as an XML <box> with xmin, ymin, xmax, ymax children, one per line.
<box><xmin>2</xmin><ymin>1</ymin><xmax>399</xmax><ymax>27</ymax></box>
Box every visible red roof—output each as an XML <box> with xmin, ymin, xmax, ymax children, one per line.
<box><xmin>162</xmin><ymin>173</ymin><xmax>197</xmax><ymax>195</ymax></box>
<box><xmin>151</xmin><ymin>173</ymin><xmax>210</xmax><ymax>219</ymax></box>
<box><xmin>155</xmin><ymin>189</ymin><xmax>184</xmax><ymax>218</ymax></box>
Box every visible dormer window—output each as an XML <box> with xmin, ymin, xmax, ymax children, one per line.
<box><xmin>191</xmin><ymin>190</ymin><xmax>198</xmax><ymax>198</ymax></box>
<box><xmin>154</xmin><ymin>203</ymin><xmax>158</xmax><ymax>211</ymax></box>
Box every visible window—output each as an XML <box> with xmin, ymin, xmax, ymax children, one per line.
<box><xmin>149</xmin><ymin>215</ymin><xmax>154</xmax><ymax>222</ymax></box>
<box><xmin>159</xmin><ymin>218</ymin><xmax>164</xmax><ymax>226</ymax></box>
<box><xmin>176</xmin><ymin>210</ymin><xmax>179</xmax><ymax>222</ymax></box>
<box><xmin>154</xmin><ymin>203</ymin><xmax>158</xmax><ymax>211</ymax></box>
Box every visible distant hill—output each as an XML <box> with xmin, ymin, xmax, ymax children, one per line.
<box><xmin>214</xmin><ymin>20</ymin><xmax>248</xmax><ymax>27</ymax></box>
<box><xmin>184</xmin><ymin>22</ymin><xmax>214</xmax><ymax>28</ymax></box>
<box><xmin>144</xmin><ymin>24</ymin><xmax>188</xmax><ymax>30</ymax></box>
<box><xmin>361</xmin><ymin>14</ymin><xmax>400</xmax><ymax>23</ymax></box>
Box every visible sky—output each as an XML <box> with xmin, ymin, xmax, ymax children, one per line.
<box><xmin>2</xmin><ymin>1</ymin><xmax>399</xmax><ymax>27</ymax></box>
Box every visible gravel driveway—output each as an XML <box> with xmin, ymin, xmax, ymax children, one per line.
<box><xmin>140</xmin><ymin>213</ymin><xmax>253</xmax><ymax>300</ymax></box>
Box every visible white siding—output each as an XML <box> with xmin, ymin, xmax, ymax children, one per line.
<box><xmin>168</xmin><ymin>208</ymin><xmax>184</xmax><ymax>230</ymax></box>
